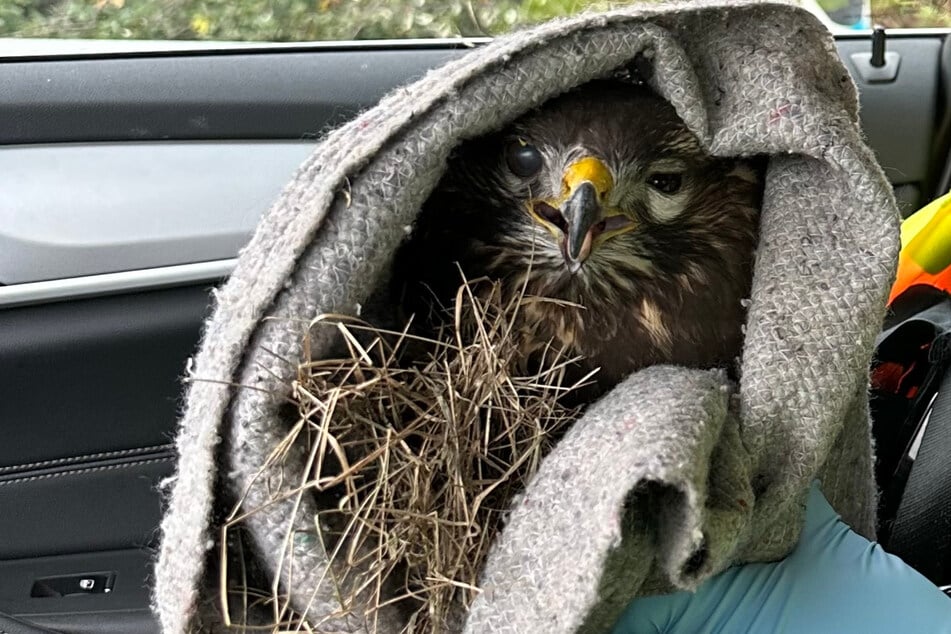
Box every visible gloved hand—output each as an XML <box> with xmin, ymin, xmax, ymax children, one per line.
<box><xmin>612</xmin><ymin>482</ymin><xmax>951</xmax><ymax>633</ymax></box>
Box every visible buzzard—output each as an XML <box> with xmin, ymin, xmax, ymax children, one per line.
<box><xmin>394</xmin><ymin>80</ymin><xmax>762</xmax><ymax>396</ymax></box>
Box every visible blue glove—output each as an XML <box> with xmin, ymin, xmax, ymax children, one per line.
<box><xmin>612</xmin><ymin>482</ymin><xmax>951</xmax><ymax>633</ymax></box>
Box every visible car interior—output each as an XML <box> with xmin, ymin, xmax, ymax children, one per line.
<box><xmin>1</xmin><ymin>21</ymin><xmax>949</xmax><ymax>634</ymax></box>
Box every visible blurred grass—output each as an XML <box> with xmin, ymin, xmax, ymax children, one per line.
<box><xmin>0</xmin><ymin>0</ymin><xmax>617</xmax><ymax>41</ymax></box>
<box><xmin>0</xmin><ymin>0</ymin><xmax>949</xmax><ymax>42</ymax></box>
<box><xmin>873</xmin><ymin>0</ymin><xmax>951</xmax><ymax>26</ymax></box>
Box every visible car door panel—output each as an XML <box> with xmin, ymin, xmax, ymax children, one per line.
<box><xmin>0</xmin><ymin>142</ymin><xmax>313</xmax><ymax>284</ymax></box>
<box><xmin>0</xmin><ymin>288</ymin><xmax>209</xmax><ymax>632</ymax></box>
<box><xmin>0</xmin><ymin>286</ymin><xmax>212</xmax><ymax>466</ymax></box>
<box><xmin>837</xmin><ymin>34</ymin><xmax>944</xmax><ymax>214</ymax></box>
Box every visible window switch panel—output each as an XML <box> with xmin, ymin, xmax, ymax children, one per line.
<box><xmin>30</xmin><ymin>572</ymin><xmax>115</xmax><ymax>598</ymax></box>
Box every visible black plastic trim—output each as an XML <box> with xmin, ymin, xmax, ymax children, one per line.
<box><xmin>0</xmin><ymin>36</ymin><xmax>489</xmax><ymax>63</ymax></box>
<box><xmin>0</xmin><ymin>549</ymin><xmax>159</xmax><ymax>634</ymax></box>
<box><xmin>0</xmin><ymin>48</ymin><xmax>466</xmax><ymax>145</ymax></box>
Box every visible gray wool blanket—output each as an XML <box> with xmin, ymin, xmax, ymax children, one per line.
<box><xmin>153</xmin><ymin>1</ymin><xmax>899</xmax><ymax>632</ymax></box>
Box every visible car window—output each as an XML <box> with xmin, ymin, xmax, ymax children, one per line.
<box><xmin>0</xmin><ymin>1</ymin><xmax>944</xmax><ymax>45</ymax></box>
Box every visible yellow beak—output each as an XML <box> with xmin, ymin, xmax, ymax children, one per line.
<box><xmin>562</xmin><ymin>156</ymin><xmax>614</xmax><ymax>200</ymax></box>
<box><xmin>528</xmin><ymin>156</ymin><xmax>635</xmax><ymax>272</ymax></box>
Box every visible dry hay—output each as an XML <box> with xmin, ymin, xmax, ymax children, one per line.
<box><xmin>219</xmin><ymin>277</ymin><xmax>592</xmax><ymax>632</ymax></box>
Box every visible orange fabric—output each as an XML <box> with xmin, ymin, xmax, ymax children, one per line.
<box><xmin>889</xmin><ymin>255</ymin><xmax>951</xmax><ymax>305</ymax></box>
<box><xmin>889</xmin><ymin>193</ymin><xmax>951</xmax><ymax>305</ymax></box>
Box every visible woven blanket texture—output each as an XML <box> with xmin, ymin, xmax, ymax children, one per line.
<box><xmin>152</xmin><ymin>1</ymin><xmax>900</xmax><ymax>632</ymax></box>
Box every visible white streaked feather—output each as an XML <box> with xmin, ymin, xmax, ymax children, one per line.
<box><xmin>645</xmin><ymin>187</ymin><xmax>690</xmax><ymax>222</ymax></box>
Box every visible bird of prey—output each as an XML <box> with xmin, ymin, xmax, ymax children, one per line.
<box><xmin>394</xmin><ymin>79</ymin><xmax>762</xmax><ymax>396</ymax></box>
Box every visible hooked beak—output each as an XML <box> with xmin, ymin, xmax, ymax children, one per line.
<box><xmin>556</xmin><ymin>156</ymin><xmax>614</xmax><ymax>272</ymax></box>
<box><xmin>562</xmin><ymin>181</ymin><xmax>600</xmax><ymax>268</ymax></box>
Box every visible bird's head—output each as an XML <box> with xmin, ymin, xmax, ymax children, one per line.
<box><xmin>400</xmin><ymin>80</ymin><xmax>762</xmax><ymax>379</ymax></box>
<box><xmin>444</xmin><ymin>81</ymin><xmax>756</xmax><ymax>290</ymax></box>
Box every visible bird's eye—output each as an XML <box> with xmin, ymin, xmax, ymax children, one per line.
<box><xmin>506</xmin><ymin>140</ymin><xmax>543</xmax><ymax>178</ymax></box>
<box><xmin>646</xmin><ymin>172</ymin><xmax>683</xmax><ymax>195</ymax></box>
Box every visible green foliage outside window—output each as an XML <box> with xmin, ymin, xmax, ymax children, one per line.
<box><xmin>0</xmin><ymin>0</ymin><xmax>612</xmax><ymax>41</ymax></box>
<box><xmin>0</xmin><ymin>0</ymin><xmax>948</xmax><ymax>42</ymax></box>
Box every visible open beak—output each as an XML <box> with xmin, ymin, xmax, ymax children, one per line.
<box><xmin>562</xmin><ymin>181</ymin><xmax>600</xmax><ymax>267</ymax></box>
<box><xmin>562</xmin><ymin>157</ymin><xmax>613</xmax><ymax>259</ymax></box>
<box><xmin>556</xmin><ymin>157</ymin><xmax>614</xmax><ymax>272</ymax></box>
<box><xmin>528</xmin><ymin>156</ymin><xmax>635</xmax><ymax>273</ymax></box>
